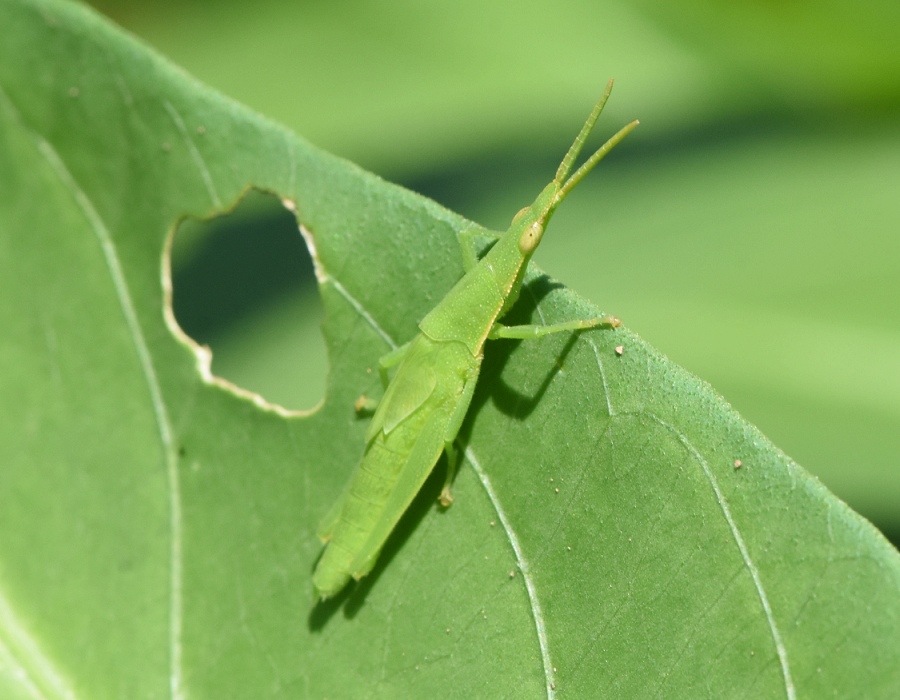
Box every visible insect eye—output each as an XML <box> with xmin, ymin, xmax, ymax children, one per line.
<box><xmin>518</xmin><ymin>221</ymin><xmax>544</xmax><ymax>253</ymax></box>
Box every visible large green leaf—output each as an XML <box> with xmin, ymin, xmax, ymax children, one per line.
<box><xmin>1</xmin><ymin>1</ymin><xmax>898</xmax><ymax>698</ymax></box>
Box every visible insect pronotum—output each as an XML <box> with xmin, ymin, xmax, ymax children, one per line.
<box><xmin>314</xmin><ymin>80</ymin><xmax>638</xmax><ymax>599</ymax></box>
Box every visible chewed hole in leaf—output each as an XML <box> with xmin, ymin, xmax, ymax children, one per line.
<box><xmin>169</xmin><ymin>188</ymin><xmax>326</xmax><ymax>411</ymax></box>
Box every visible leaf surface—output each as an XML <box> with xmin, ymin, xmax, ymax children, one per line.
<box><xmin>1</xmin><ymin>1</ymin><xmax>898</xmax><ymax>698</ymax></box>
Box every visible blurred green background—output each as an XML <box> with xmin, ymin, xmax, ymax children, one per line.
<box><xmin>89</xmin><ymin>0</ymin><xmax>900</xmax><ymax>542</ymax></box>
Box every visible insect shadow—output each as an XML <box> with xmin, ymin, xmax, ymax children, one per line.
<box><xmin>468</xmin><ymin>275</ymin><xmax>583</xmax><ymax>422</ymax></box>
<box><xmin>446</xmin><ymin>275</ymin><xmax>586</xmax><ymax>501</ymax></box>
<box><xmin>307</xmin><ymin>456</ymin><xmax>448</xmax><ymax>628</ymax></box>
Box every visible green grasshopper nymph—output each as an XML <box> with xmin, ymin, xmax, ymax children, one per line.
<box><xmin>314</xmin><ymin>80</ymin><xmax>638</xmax><ymax>599</ymax></box>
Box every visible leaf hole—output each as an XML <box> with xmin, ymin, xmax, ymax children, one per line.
<box><xmin>169</xmin><ymin>189</ymin><xmax>326</xmax><ymax>412</ymax></box>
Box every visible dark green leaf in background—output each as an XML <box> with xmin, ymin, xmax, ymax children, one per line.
<box><xmin>1</xmin><ymin>0</ymin><xmax>898</xmax><ymax>698</ymax></box>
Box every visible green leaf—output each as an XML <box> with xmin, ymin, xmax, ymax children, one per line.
<box><xmin>1</xmin><ymin>1</ymin><xmax>897</xmax><ymax>698</ymax></box>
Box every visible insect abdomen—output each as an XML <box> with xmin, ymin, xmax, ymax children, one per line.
<box><xmin>313</xmin><ymin>340</ymin><xmax>476</xmax><ymax>598</ymax></box>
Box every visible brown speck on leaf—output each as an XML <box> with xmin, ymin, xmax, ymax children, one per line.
<box><xmin>509</xmin><ymin>571</ymin><xmax>516</xmax><ymax>578</ymax></box>
<box><xmin>162</xmin><ymin>142</ymin><xmax>171</xmax><ymax>152</ymax></box>
<box><xmin>615</xmin><ymin>345</ymin><xmax>624</xmax><ymax>356</ymax></box>
<box><xmin>734</xmin><ymin>459</ymin><xmax>742</xmax><ymax>469</ymax></box>
<box><xmin>68</xmin><ymin>86</ymin><xmax>79</xmax><ymax>98</ymax></box>
<box><xmin>197</xmin><ymin>125</ymin><xmax>206</xmax><ymax>135</ymax></box>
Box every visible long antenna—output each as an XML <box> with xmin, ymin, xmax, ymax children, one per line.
<box><xmin>554</xmin><ymin>79</ymin><xmax>615</xmax><ymax>185</ymax></box>
<box><xmin>556</xmin><ymin>119</ymin><xmax>639</xmax><ymax>204</ymax></box>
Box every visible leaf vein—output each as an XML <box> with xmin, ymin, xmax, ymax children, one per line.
<box><xmin>326</xmin><ymin>275</ymin><xmax>398</xmax><ymax>350</ymax></box>
<box><xmin>163</xmin><ymin>100</ymin><xmax>222</xmax><ymax>209</ymax></box>
<box><xmin>0</xmin><ymin>586</ymin><xmax>75</xmax><ymax>700</ymax></box>
<box><xmin>644</xmin><ymin>412</ymin><xmax>796</xmax><ymax>700</ymax></box>
<box><xmin>464</xmin><ymin>447</ymin><xmax>557</xmax><ymax>700</ymax></box>
<box><xmin>34</xmin><ymin>139</ymin><xmax>184</xmax><ymax>700</ymax></box>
